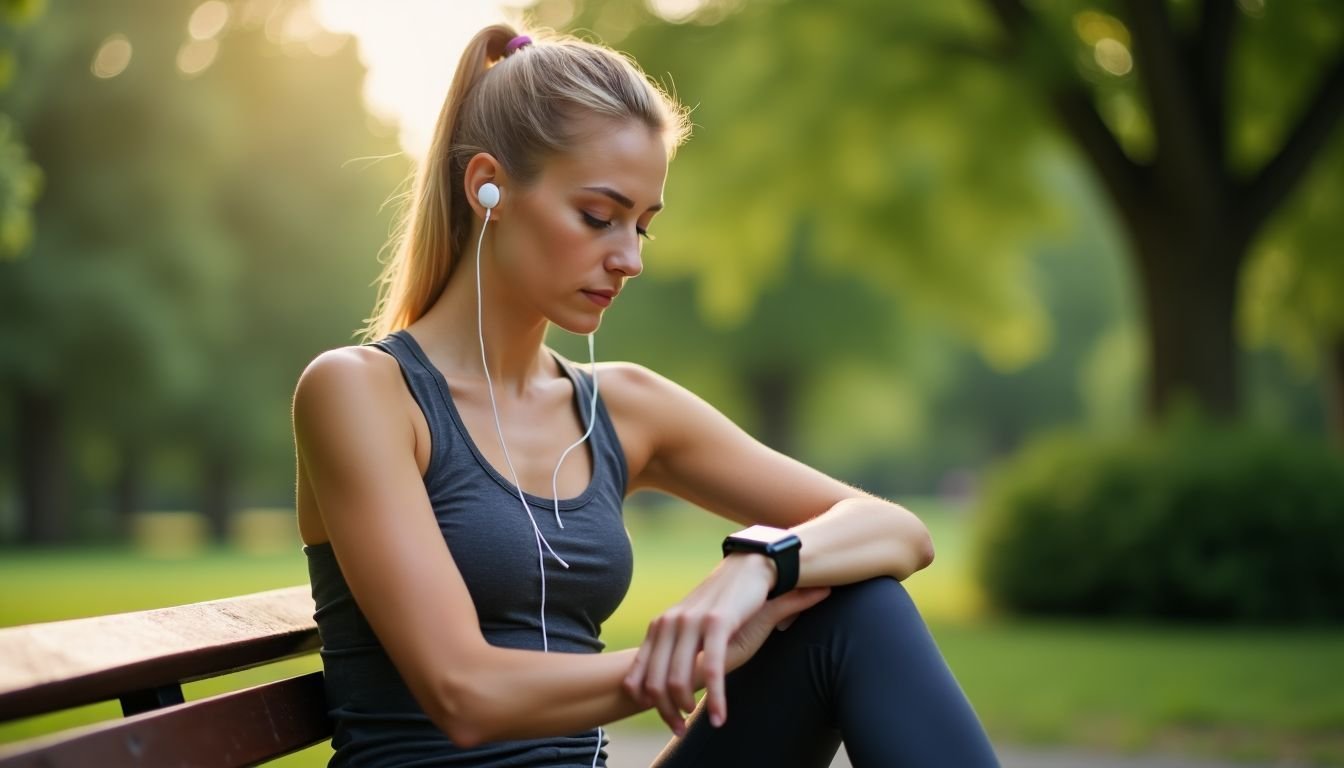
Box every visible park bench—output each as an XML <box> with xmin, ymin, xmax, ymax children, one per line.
<box><xmin>0</xmin><ymin>586</ymin><xmax>330</xmax><ymax>766</ymax></box>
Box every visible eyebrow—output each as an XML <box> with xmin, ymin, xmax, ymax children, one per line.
<box><xmin>583</xmin><ymin>186</ymin><xmax>664</xmax><ymax>213</ymax></box>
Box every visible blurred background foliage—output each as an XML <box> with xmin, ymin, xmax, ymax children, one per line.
<box><xmin>976</xmin><ymin>413</ymin><xmax>1344</xmax><ymax>623</ymax></box>
<box><xmin>0</xmin><ymin>0</ymin><xmax>1337</xmax><ymax>591</ymax></box>
<box><xmin>1</xmin><ymin>0</ymin><xmax>407</xmax><ymax>544</ymax></box>
<box><xmin>549</xmin><ymin>0</ymin><xmax>1344</xmax><ymax>634</ymax></box>
<box><xmin>0</xmin><ymin>0</ymin><xmax>1342</xmax><ymax>761</ymax></box>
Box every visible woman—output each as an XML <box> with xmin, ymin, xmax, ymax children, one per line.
<box><xmin>293</xmin><ymin>24</ymin><xmax>999</xmax><ymax>768</ymax></box>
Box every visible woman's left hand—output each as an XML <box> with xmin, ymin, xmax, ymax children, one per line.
<box><xmin>622</xmin><ymin>554</ymin><xmax>827</xmax><ymax>735</ymax></box>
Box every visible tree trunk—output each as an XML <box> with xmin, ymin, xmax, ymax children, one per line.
<box><xmin>16</xmin><ymin>388</ymin><xmax>70</xmax><ymax>544</ymax></box>
<box><xmin>201</xmin><ymin>449</ymin><xmax>234</xmax><ymax>545</ymax></box>
<box><xmin>1127</xmin><ymin>203</ymin><xmax>1246</xmax><ymax>422</ymax></box>
<box><xmin>746</xmin><ymin>367</ymin><xmax>798</xmax><ymax>458</ymax></box>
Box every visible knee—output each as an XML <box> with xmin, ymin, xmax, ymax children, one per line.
<box><xmin>793</xmin><ymin>577</ymin><xmax>924</xmax><ymax>632</ymax></box>
<box><xmin>829</xmin><ymin>576</ymin><xmax>917</xmax><ymax>614</ymax></box>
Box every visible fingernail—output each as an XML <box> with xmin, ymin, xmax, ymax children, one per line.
<box><xmin>711</xmin><ymin>713</ymin><xmax>724</xmax><ymax>727</ymax></box>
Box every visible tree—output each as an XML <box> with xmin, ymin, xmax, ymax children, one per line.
<box><xmin>0</xmin><ymin>0</ymin><xmax>402</xmax><ymax>543</ymax></box>
<box><xmin>546</xmin><ymin>0</ymin><xmax>1344</xmax><ymax>424</ymax></box>
<box><xmin>981</xmin><ymin>0</ymin><xmax>1343</xmax><ymax>421</ymax></box>
<box><xmin>0</xmin><ymin>2</ymin><xmax>227</xmax><ymax>542</ymax></box>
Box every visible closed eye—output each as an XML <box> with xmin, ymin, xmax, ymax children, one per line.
<box><xmin>582</xmin><ymin>211</ymin><xmax>653</xmax><ymax>241</ymax></box>
<box><xmin>580</xmin><ymin>211</ymin><xmax>610</xmax><ymax>231</ymax></box>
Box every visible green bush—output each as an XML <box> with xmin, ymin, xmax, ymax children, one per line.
<box><xmin>973</xmin><ymin>418</ymin><xmax>1344</xmax><ymax>623</ymax></box>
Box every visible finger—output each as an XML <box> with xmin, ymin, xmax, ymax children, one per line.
<box><xmin>642</xmin><ymin>617</ymin><xmax>684</xmax><ymax>735</ymax></box>
<box><xmin>666</xmin><ymin>613</ymin><xmax>704</xmax><ymax>715</ymax></box>
<box><xmin>768</xmin><ymin>586</ymin><xmax>831</xmax><ymax>623</ymax></box>
<box><xmin>700</xmin><ymin>613</ymin><xmax>732</xmax><ymax>727</ymax></box>
<box><xmin>624</xmin><ymin>623</ymin><xmax>656</xmax><ymax>704</ymax></box>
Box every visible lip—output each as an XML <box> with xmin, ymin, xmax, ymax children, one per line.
<box><xmin>582</xmin><ymin>289</ymin><xmax>616</xmax><ymax>308</ymax></box>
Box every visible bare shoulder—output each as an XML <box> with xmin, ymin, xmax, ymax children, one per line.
<box><xmin>592</xmin><ymin>360</ymin><xmax>680</xmax><ymax>404</ymax></box>
<box><xmin>292</xmin><ymin>344</ymin><xmax>420</xmax><ymax>476</ymax></box>
<box><xmin>592</xmin><ymin>361</ymin><xmax>724</xmax><ymax>488</ymax></box>
<box><xmin>294</xmin><ymin>345</ymin><xmax>403</xmax><ymax>421</ymax></box>
<box><xmin>591</xmin><ymin>361</ymin><xmax>707</xmax><ymax>428</ymax></box>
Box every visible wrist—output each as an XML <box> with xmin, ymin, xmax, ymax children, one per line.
<box><xmin>721</xmin><ymin>525</ymin><xmax>801</xmax><ymax>600</ymax></box>
<box><xmin>724</xmin><ymin>551</ymin><xmax>776</xmax><ymax>594</ymax></box>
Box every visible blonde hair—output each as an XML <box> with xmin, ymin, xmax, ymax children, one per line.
<box><xmin>362</xmin><ymin>25</ymin><xmax>691</xmax><ymax>341</ymax></box>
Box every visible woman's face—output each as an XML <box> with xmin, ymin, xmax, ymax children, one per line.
<box><xmin>494</xmin><ymin>116</ymin><xmax>669</xmax><ymax>334</ymax></box>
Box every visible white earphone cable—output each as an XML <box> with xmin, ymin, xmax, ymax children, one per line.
<box><xmin>551</xmin><ymin>331</ymin><xmax>598</xmax><ymax>528</ymax></box>
<box><xmin>475</xmin><ymin>207</ymin><xmax>567</xmax><ymax>652</ymax></box>
<box><xmin>476</xmin><ymin>196</ymin><xmax>607</xmax><ymax>764</ymax></box>
<box><xmin>591</xmin><ymin>726</ymin><xmax>604</xmax><ymax>767</ymax></box>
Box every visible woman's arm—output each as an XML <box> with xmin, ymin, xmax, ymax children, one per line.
<box><xmin>601</xmin><ymin>362</ymin><xmax>935</xmax><ymax>731</ymax></box>
<box><xmin>605</xmin><ymin>362</ymin><xmax>934</xmax><ymax>585</ymax></box>
<box><xmin>293</xmin><ymin>348</ymin><xmax>819</xmax><ymax>746</ymax></box>
<box><xmin>792</xmin><ymin>496</ymin><xmax>935</xmax><ymax>586</ymax></box>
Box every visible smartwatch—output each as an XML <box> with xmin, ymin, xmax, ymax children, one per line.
<box><xmin>722</xmin><ymin>525</ymin><xmax>801</xmax><ymax>600</ymax></box>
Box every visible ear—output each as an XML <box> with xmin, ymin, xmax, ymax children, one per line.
<box><xmin>464</xmin><ymin>153</ymin><xmax>508</xmax><ymax>220</ymax></box>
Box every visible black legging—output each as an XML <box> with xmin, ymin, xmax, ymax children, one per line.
<box><xmin>646</xmin><ymin>577</ymin><xmax>1000</xmax><ymax>767</ymax></box>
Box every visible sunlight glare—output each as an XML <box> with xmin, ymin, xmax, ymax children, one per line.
<box><xmin>92</xmin><ymin>34</ymin><xmax>133</xmax><ymax>79</ymax></box>
<box><xmin>1094</xmin><ymin>38</ymin><xmax>1133</xmax><ymax>76</ymax></box>
<box><xmin>647</xmin><ymin>0</ymin><xmax>706</xmax><ymax>24</ymax></box>
<box><xmin>312</xmin><ymin>0</ymin><xmax>524</xmax><ymax>159</ymax></box>
<box><xmin>178</xmin><ymin>38</ymin><xmax>220</xmax><ymax>77</ymax></box>
<box><xmin>188</xmin><ymin>2</ymin><xmax>231</xmax><ymax>41</ymax></box>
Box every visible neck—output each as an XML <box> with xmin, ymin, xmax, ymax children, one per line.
<box><xmin>410</xmin><ymin>241</ymin><xmax>554</xmax><ymax>395</ymax></box>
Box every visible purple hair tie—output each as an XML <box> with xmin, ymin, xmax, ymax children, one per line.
<box><xmin>505</xmin><ymin>35</ymin><xmax>532</xmax><ymax>55</ymax></box>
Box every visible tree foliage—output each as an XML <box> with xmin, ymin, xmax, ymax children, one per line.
<box><xmin>544</xmin><ymin>0</ymin><xmax>1344</xmax><ymax>425</ymax></box>
<box><xmin>0</xmin><ymin>0</ymin><xmax>44</xmax><ymax>260</ymax></box>
<box><xmin>0</xmin><ymin>0</ymin><xmax>404</xmax><ymax>542</ymax></box>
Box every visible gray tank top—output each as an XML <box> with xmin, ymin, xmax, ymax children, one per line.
<box><xmin>304</xmin><ymin>329</ymin><xmax>634</xmax><ymax>767</ymax></box>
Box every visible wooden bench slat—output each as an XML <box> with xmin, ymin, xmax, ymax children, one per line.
<box><xmin>0</xmin><ymin>586</ymin><xmax>320</xmax><ymax>722</ymax></box>
<box><xmin>0</xmin><ymin>672</ymin><xmax>333</xmax><ymax>767</ymax></box>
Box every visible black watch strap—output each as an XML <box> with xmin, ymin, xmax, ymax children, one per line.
<box><xmin>766</xmin><ymin>544</ymin><xmax>799</xmax><ymax>600</ymax></box>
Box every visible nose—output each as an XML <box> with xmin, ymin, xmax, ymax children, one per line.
<box><xmin>607</xmin><ymin>232</ymin><xmax>643</xmax><ymax>278</ymax></box>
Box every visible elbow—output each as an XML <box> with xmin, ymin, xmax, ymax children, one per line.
<box><xmin>893</xmin><ymin>506</ymin><xmax>935</xmax><ymax>577</ymax></box>
<box><xmin>445</xmin><ymin>722</ymin><xmax>489</xmax><ymax>751</ymax></box>
<box><xmin>440</xmin><ymin>711</ymin><xmax>487</xmax><ymax>750</ymax></box>
<box><xmin>430</xmin><ymin>672</ymin><xmax>496</xmax><ymax>749</ymax></box>
<box><xmin>914</xmin><ymin>527</ymin><xmax>935</xmax><ymax>571</ymax></box>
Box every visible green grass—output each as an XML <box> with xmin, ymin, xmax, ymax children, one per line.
<box><xmin>2</xmin><ymin>499</ymin><xmax>1342</xmax><ymax>765</ymax></box>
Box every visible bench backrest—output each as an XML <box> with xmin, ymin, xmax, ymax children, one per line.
<box><xmin>0</xmin><ymin>586</ymin><xmax>330</xmax><ymax>767</ymax></box>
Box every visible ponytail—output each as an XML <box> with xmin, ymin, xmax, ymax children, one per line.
<box><xmin>362</xmin><ymin>25</ymin><xmax>516</xmax><ymax>341</ymax></box>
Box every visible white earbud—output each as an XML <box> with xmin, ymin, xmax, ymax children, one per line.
<box><xmin>478</xmin><ymin>182</ymin><xmax>500</xmax><ymax>210</ymax></box>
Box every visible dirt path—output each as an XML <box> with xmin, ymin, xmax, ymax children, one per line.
<box><xmin>603</xmin><ymin>726</ymin><xmax>1296</xmax><ymax>767</ymax></box>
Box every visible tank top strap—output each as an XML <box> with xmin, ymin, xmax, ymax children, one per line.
<box><xmin>549</xmin><ymin>352</ymin><xmax>630</xmax><ymax>497</ymax></box>
<box><xmin>365</xmin><ymin>329</ymin><xmax>451</xmax><ymax>472</ymax></box>
<box><xmin>550</xmin><ymin>354</ymin><xmax>595</xmax><ymax>429</ymax></box>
